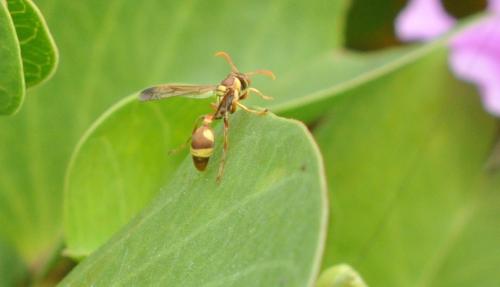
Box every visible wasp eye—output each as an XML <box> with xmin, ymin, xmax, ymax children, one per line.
<box><xmin>237</xmin><ymin>75</ymin><xmax>250</xmax><ymax>90</ymax></box>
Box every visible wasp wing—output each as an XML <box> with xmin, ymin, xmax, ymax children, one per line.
<box><xmin>139</xmin><ymin>84</ymin><xmax>217</xmax><ymax>101</ymax></box>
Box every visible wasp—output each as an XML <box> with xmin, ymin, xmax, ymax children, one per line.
<box><xmin>139</xmin><ymin>52</ymin><xmax>275</xmax><ymax>182</ymax></box>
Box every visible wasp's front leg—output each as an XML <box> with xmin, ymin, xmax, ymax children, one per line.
<box><xmin>237</xmin><ymin>102</ymin><xmax>268</xmax><ymax>115</ymax></box>
<box><xmin>210</xmin><ymin>103</ymin><xmax>218</xmax><ymax>111</ymax></box>
<box><xmin>246</xmin><ymin>87</ymin><xmax>273</xmax><ymax>100</ymax></box>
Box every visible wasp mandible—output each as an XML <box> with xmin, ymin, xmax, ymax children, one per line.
<box><xmin>139</xmin><ymin>52</ymin><xmax>275</xmax><ymax>182</ymax></box>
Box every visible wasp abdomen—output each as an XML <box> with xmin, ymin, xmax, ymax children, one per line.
<box><xmin>190</xmin><ymin>125</ymin><xmax>215</xmax><ymax>171</ymax></box>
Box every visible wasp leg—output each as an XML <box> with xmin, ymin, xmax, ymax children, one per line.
<box><xmin>247</xmin><ymin>87</ymin><xmax>273</xmax><ymax>100</ymax></box>
<box><xmin>216</xmin><ymin>114</ymin><xmax>230</xmax><ymax>183</ymax></box>
<box><xmin>168</xmin><ymin>137</ymin><xmax>191</xmax><ymax>156</ymax></box>
<box><xmin>173</xmin><ymin>114</ymin><xmax>210</xmax><ymax>156</ymax></box>
<box><xmin>237</xmin><ymin>102</ymin><xmax>268</xmax><ymax>115</ymax></box>
<box><xmin>191</xmin><ymin>115</ymin><xmax>207</xmax><ymax>133</ymax></box>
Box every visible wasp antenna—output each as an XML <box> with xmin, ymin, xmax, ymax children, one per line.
<box><xmin>245</xmin><ymin>69</ymin><xmax>276</xmax><ymax>80</ymax></box>
<box><xmin>215</xmin><ymin>51</ymin><xmax>239</xmax><ymax>72</ymax></box>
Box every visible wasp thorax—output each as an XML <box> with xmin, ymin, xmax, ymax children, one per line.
<box><xmin>190</xmin><ymin>124</ymin><xmax>215</xmax><ymax>171</ymax></box>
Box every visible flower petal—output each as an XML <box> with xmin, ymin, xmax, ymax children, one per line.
<box><xmin>490</xmin><ymin>0</ymin><xmax>500</xmax><ymax>14</ymax></box>
<box><xmin>450</xmin><ymin>17</ymin><xmax>500</xmax><ymax>116</ymax></box>
<box><xmin>396</xmin><ymin>0</ymin><xmax>455</xmax><ymax>42</ymax></box>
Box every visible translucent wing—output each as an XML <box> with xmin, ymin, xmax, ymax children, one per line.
<box><xmin>139</xmin><ymin>84</ymin><xmax>217</xmax><ymax>101</ymax></box>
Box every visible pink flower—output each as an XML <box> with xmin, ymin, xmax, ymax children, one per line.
<box><xmin>395</xmin><ymin>0</ymin><xmax>455</xmax><ymax>41</ymax></box>
<box><xmin>490</xmin><ymin>0</ymin><xmax>500</xmax><ymax>13</ymax></box>
<box><xmin>396</xmin><ymin>0</ymin><xmax>500</xmax><ymax>116</ymax></box>
<box><xmin>450</xmin><ymin>17</ymin><xmax>500</xmax><ymax>115</ymax></box>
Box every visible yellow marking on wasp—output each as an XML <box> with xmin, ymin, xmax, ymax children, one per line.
<box><xmin>216</xmin><ymin>85</ymin><xmax>227</xmax><ymax>96</ymax></box>
<box><xmin>234</xmin><ymin>77</ymin><xmax>242</xmax><ymax>91</ymax></box>
<box><xmin>203</xmin><ymin>129</ymin><xmax>214</xmax><ymax>142</ymax></box>
<box><xmin>190</xmin><ymin>147</ymin><xmax>214</xmax><ymax>158</ymax></box>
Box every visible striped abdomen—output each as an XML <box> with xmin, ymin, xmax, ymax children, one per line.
<box><xmin>190</xmin><ymin>124</ymin><xmax>215</xmax><ymax>171</ymax></box>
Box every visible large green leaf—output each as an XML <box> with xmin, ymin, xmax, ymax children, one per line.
<box><xmin>315</xmin><ymin>47</ymin><xmax>500</xmax><ymax>286</ymax></box>
<box><xmin>63</xmin><ymin>47</ymin><xmax>421</xmax><ymax>257</ymax></box>
<box><xmin>61</xmin><ymin>112</ymin><xmax>327</xmax><ymax>286</ymax></box>
<box><xmin>0</xmin><ymin>0</ymin><xmax>348</xmax><ymax>262</ymax></box>
<box><xmin>6</xmin><ymin>0</ymin><xmax>58</xmax><ymax>88</ymax></box>
<box><xmin>0</xmin><ymin>0</ymin><xmax>24</xmax><ymax>115</ymax></box>
<box><xmin>62</xmin><ymin>9</ymin><xmax>488</xmax><ymax>260</ymax></box>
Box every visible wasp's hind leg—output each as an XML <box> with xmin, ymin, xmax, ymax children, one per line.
<box><xmin>216</xmin><ymin>114</ymin><xmax>230</xmax><ymax>183</ymax></box>
<box><xmin>167</xmin><ymin>137</ymin><xmax>191</xmax><ymax>156</ymax></box>
<box><xmin>169</xmin><ymin>114</ymin><xmax>207</xmax><ymax>156</ymax></box>
<box><xmin>237</xmin><ymin>102</ymin><xmax>268</xmax><ymax>115</ymax></box>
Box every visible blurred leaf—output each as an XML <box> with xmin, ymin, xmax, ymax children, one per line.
<box><xmin>6</xmin><ymin>0</ymin><xmax>58</xmax><ymax>88</ymax></box>
<box><xmin>0</xmin><ymin>0</ymin><xmax>24</xmax><ymax>115</ymax></box>
<box><xmin>316</xmin><ymin>264</ymin><xmax>367</xmax><ymax>287</ymax></box>
<box><xmin>0</xmin><ymin>0</ymin><xmax>348</xmax><ymax>262</ymax></box>
<box><xmin>271</xmin><ymin>46</ymin><xmax>417</xmax><ymax>121</ymax></box>
<box><xmin>442</xmin><ymin>0</ymin><xmax>487</xmax><ymax>18</ymax></box>
<box><xmin>0</xmin><ymin>0</ymin><xmax>57</xmax><ymax>116</ymax></box>
<box><xmin>276</xmin><ymin>15</ymin><xmax>488</xmax><ymax>122</ymax></box>
<box><xmin>344</xmin><ymin>0</ymin><xmax>405</xmax><ymax>50</ymax></box>
<box><xmin>314</xmin><ymin>46</ymin><xmax>500</xmax><ymax>286</ymax></box>
<box><xmin>343</xmin><ymin>0</ymin><xmax>487</xmax><ymax>51</ymax></box>
<box><xmin>0</xmin><ymin>237</ymin><xmax>27</xmax><ymax>287</ymax></box>
<box><xmin>61</xmin><ymin>112</ymin><xmax>327</xmax><ymax>286</ymax></box>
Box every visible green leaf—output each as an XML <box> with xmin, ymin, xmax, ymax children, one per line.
<box><xmin>314</xmin><ymin>47</ymin><xmax>500</xmax><ymax>286</ymax></box>
<box><xmin>0</xmin><ymin>0</ymin><xmax>24</xmax><ymax>115</ymax></box>
<box><xmin>63</xmin><ymin>7</ymin><xmax>488</xmax><ymax>260</ymax></box>
<box><xmin>61</xmin><ymin>14</ymin><xmax>434</xmax><ymax>259</ymax></box>
<box><xmin>0</xmin><ymin>0</ymin><xmax>57</xmax><ymax>116</ymax></box>
<box><xmin>6</xmin><ymin>0</ymin><xmax>59</xmax><ymax>88</ymax></box>
<box><xmin>270</xmin><ymin>46</ymin><xmax>418</xmax><ymax>121</ymax></box>
<box><xmin>273</xmin><ymin>15</ymin><xmax>488</xmax><ymax>121</ymax></box>
<box><xmin>0</xmin><ymin>0</ymin><xmax>348</xmax><ymax>262</ymax></box>
<box><xmin>64</xmin><ymin>95</ymin><xmax>211</xmax><ymax>258</ymax></box>
<box><xmin>344</xmin><ymin>0</ymin><xmax>404</xmax><ymax>50</ymax></box>
<box><xmin>61</xmin><ymin>112</ymin><xmax>327</xmax><ymax>286</ymax></box>
<box><xmin>62</xmin><ymin>46</ymin><xmax>430</xmax><ymax>257</ymax></box>
<box><xmin>316</xmin><ymin>264</ymin><xmax>367</xmax><ymax>287</ymax></box>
